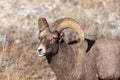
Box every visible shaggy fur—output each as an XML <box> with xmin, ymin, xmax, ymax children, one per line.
<box><xmin>37</xmin><ymin>17</ymin><xmax>120</xmax><ymax>80</ymax></box>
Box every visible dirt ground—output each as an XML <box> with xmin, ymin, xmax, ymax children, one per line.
<box><xmin>0</xmin><ymin>0</ymin><xmax>120</xmax><ymax>80</ymax></box>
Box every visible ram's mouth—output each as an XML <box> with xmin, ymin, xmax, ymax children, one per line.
<box><xmin>38</xmin><ymin>53</ymin><xmax>45</xmax><ymax>57</ymax></box>
<box><xmin>37</xmin><ymin>50</ymin><xmax>46</xmax><ymax>56</ymax></box>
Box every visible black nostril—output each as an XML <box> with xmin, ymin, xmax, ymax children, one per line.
<box><xmin>38</xmin><ymin>49</ymin><xmax>43</xmax><ymax>52</ymax></box>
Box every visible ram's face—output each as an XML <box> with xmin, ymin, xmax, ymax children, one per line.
<box><xmin>37</xmin><ymin>29</ymin><xmax>59</xmax><ymax>56</ymax></box>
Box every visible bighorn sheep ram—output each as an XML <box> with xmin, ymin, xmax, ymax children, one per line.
<box><xmin>37</xmin><ymin>17</ymin><xmax>120</xmax><ymax>80</ymax></box>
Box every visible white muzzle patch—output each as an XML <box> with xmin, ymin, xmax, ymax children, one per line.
<box><xmin>37</xmin><ymin>45</ymin><xmax>46</xmax><ymax>56</ymax></box>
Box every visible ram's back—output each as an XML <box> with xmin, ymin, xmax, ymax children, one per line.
<box><xmin>95</xmin><ymin>39</ymin><xmax>120</xmax><ymax>79</ymax></box>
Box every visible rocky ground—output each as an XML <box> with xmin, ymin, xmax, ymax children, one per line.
<box><xmin>0</xmin><ymin>0</ymin><xmax>120</xmax><ymax>80</ymax></box>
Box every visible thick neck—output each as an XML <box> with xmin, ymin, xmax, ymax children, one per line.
<box><xmin>46</xmin><ymin>43</ymin><xmax>87</xmax><ymax>80</ymax></box>
<box><xmin>46</xmin><ymin>43</ymin><xmax>76</xmax><ymax>68</ymax></box>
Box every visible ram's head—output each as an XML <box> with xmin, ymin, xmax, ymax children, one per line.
<box><xmin>37</xmin><ymin>17</ymin><xmax>84</xmax><ymax>56</ymax></box>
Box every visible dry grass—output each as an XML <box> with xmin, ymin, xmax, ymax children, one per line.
<box><xmin>0</xmin><ymin>31</ymin><xmax>56</xmax><ymax>80</ymax></box>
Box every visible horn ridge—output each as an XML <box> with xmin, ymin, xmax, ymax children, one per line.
<box><xmin>51</xmin><ymin>18</ymin><xmax>84</xmax><ymax>45</ymax></box>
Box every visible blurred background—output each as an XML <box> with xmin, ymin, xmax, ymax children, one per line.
<box><xmin>0</xmin><ymin>0</ymin><xmax>120</xmax><ymax>80</ymax></box>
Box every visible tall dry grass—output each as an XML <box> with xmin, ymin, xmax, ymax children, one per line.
<box><xmin>0</xmin><ymin>29</ymin><xmax>56</xmax><ymax>80</ymax></box>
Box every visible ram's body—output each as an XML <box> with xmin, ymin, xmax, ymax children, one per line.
<box><xmin>37</xmin><ymin>17</ymin><xmax>120</xmax><ymax>80</ymax></box>
<box><xmin>95</xmin><ymin>39</ymin><xmax>120</xmax><ymax>79</ymax></box>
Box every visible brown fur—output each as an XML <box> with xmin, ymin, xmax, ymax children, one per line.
<box><xmin>95</xmin><ymin>39</ymin><xmax>120</xmax><ymax>80</ymax></box>
<box><xmin>46</xmin><ymin>41</ymin><xmax>98</xmax><ymax>80</ymax></box>
<box><xmin>37</xmin><ymin>17</ymin><xmax>120</xmax><ymax>80</ymax></box>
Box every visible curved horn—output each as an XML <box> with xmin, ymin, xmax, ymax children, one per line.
<box><xmin>38</xmin><ymin>17</ymin><xmax>49</xmax><ymax>31</ymax></box>
<box><xmin>51</xmin><ymin>18</ymin><xmax>84</xmax><ymax>45</ymax></box>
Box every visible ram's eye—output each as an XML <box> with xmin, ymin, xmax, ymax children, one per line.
<box><xmin>50</xmin><ymin>38</ymin><xmax>56</xmax><ymax>43</ymax></box>
<box><xmin>38</xmin><ymin>37</ymin><xmax>42</xmax><ymax>42</ymax></box>
<box><xmin>38</xmin><ymin>37</ymin><xmax>40</xmax><ymax>39</ymax></box>
<box><xmin>53</xmin><ymin>37</ymin><xmax>58</xmax><ymax>40</ymax></box>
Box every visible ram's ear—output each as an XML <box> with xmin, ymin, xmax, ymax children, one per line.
<box><xmin>38</xmin><ymin>17</ymin><xmax>49</xmax><ymax>31</ymax></box>
<box><xmin>59</xmin><ymin>32</ymin><xmax>64</xmax><ymax>42</ymax></box>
